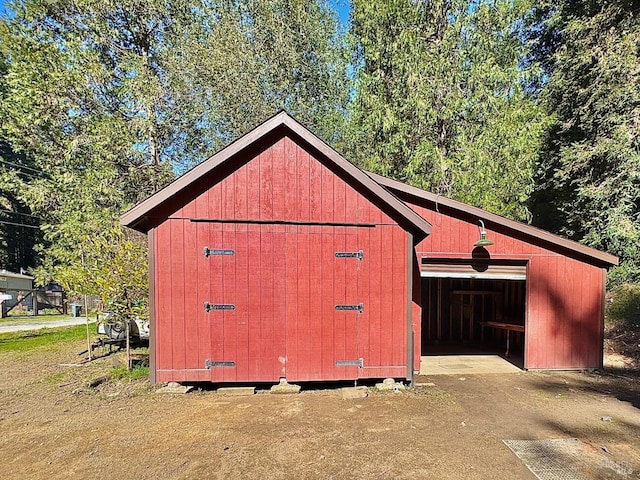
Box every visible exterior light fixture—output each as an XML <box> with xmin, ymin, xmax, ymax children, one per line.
<box><xmin>474</xmin><ymin>220</ymin><xmax>494</xmax><ymax>247</ymax></box>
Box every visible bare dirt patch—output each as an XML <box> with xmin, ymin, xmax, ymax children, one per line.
<box><xmin>1</xmin><ymin>338</ymin><xmax>640</xmax><ymax>479</ymax></box>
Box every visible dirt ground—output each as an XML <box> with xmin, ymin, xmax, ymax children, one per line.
<box><xmin>1</xmin><ymin>339</ymin><xmax>640</xmax><ymax>479</ymax></box>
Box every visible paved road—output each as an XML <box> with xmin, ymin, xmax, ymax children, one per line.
<box><xmin>0</xmin><ymin>317</ymin><xmax>95</xmax><ymax>334</ymax></box>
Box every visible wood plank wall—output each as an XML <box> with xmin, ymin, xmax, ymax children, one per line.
<box><xmin>152</xmin><ymin>137</ymin><xmax>414</xmax><ymax>382</ymax></box>
<box><xmin>407</xmin><ymin>204</ymin><xmax>604</xmax><ymax>369</ymax></box>
<box><xmin>421</xmin><ymin>278</ymin><xmax>526</xmax><ymax>347</ymax></box>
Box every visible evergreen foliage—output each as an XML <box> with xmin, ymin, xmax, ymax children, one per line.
<box><xmin>344</xmin><ymin>0</ymin><xmax>551</xmax><ymax>221</ymax></box>
<box><xmin>0</xmin><ymin>0</ymin><xmax>349</xmax><ymax>311</ymax></box>
<box><xmin>0</xmin><ymin>141</ymin><xmax>41</xmax><ymax>272</ymax></box>
<box><xmin>529</xmin><ymin>1</ymin><xmax>640</xmax><ymax>284</ymax></box>
<box><xmin>0</xmin><ymin>0</ymin><xmax>637</xmax><ymax>296</ymax></box>
<box><xmin>0</xmin><ymin>40</ymin><xmax>40</xmax><ymax>272</ymax></box>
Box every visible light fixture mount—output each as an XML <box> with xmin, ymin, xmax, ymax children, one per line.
<box><xmin>474</xmin><ymin>220</ymin><xmax>494</xmax><ymax>247</ymax></box>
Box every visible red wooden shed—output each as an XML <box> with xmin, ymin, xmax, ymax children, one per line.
<box><xmin>368</xmin><ymin>173</ymin><xmax>618</xmax><ymax>370</ymax></box>
<box><xmin>121</xmin><ymin>112</ymin><xmax>618</xmax><ymax>384</ymax></box>
<box><xmin>121</xmin><ymin>112</ymin><xmax>431</xmax><ymax>383</ymax></box>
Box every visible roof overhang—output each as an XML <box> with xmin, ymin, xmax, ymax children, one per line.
<box><xmin>369</xmin><ymin>172</ymin><xmax>618</xmax><ymax>268</ymax></box>
<box><xmin>121</xmin><ymin>111</ymin><xmax>432</xmax><ymax>242</ymax></box>
<box><xmin>0</xmin><ymin>270</ymin><xmax>34</xmax><ymax>280</ymax></box>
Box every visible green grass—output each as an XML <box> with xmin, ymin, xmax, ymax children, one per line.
<box><xmin>536</xmin><ymin>389</ymin><xmax>566</xmax><ymax>400</ymax></box>
<box><xmin>43</xmin><ymin>371</ymin><xmax>68</xmax><ymax>384</ymax></box>
<box><xmin>0</xmin><ymin>324</ymin><xmax>87</xmax><ymax>353</ymax></box>
<box><xmin>109</xmin><ymin>364</ymin><xmax>150</xmax><ymax>381</ymax></box>
<box><xmin>415</xmin><ymin>387</ymin><xmax>457</xmax><ymax>405</ymax></box>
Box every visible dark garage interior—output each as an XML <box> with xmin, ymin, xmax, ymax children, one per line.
<box><xmin>421</xmin><ymin>276</ymin><xmax>527</xmax><ymax>362</ymax></box>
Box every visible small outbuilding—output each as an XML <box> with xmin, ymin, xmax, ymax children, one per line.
<box><xmin>0</xmin><ymin>270</ymin><xmax>34</xmax><ymax>315</ymax></box>
<box><xmin>368</xmin><ymin>174</ymin><xmax>618</xmax><ymax>370</ymax></box>
<box><xmin>121</xmin><ymin>112</ymin><xmax>618</xmax><ymax>384</ymax></box>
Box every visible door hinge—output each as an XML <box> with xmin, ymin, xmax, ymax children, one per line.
<box><xmin>204</xmin><ymin>302</ymin><xmax>235</xmax><ymax>312</ymax></box>
<box><xmin>335</xmin><ymin>303</ymin><xmax>364</xmax><ymax>313</ymax></box>
<box><xmin>335</xmin><ymin>250</ymin><xmax>363</xmax><ymax>260</ymax></box>
<box><xmin>335</xmin><ymin>358</ymin><xmax>364</xmax><ymax>368</ymax></box>
<box><xmin>205</xmin><ymin>359</ymin><xmax>235</xmax><ymax>369</ymax></box>
<box><xmin>203</xmin><ymin>247</ymin><xmax>234</xmax><ymax>257</ymax></box>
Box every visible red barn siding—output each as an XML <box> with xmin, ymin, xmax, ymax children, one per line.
<box><xmin>127</xmin><ymin>113</ymin><xmax>614</xmax><ymax>381</ymax></box>
<box><xmin>406</xmin><ymin>203</ymin><xmax>604</xmax><ymax>369</ymax></box>
<box><xmin>154</xmin><ymin>222</ymin><xmax>410</xmax><ymax>382</ymax></box>
<box><xmin>525</xmin><ymin>256</ymin><xmax>603</xmax><ymax>369</ymax></box>
<box><xmin>153</xmin><ymin>137</ymin><xmax>413</xmax><ymax>383</ymax></box>
<box><xmin>170</xmin><ymin>137</ymin><xmax>397</xmax><ymax>226</ymax></box>
<box><xmin>411</xmin><ymin>249</ymin><xmax>422</xmax><ymax>371</ymax></box>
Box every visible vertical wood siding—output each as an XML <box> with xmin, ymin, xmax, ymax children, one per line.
<box><xmin>407</xmin><ymin>203</ymin><xmax>604</xmax><ymax>369</ymax></box>
<box><xmin>169</xmin><ymin>136</ymin><xmax>397</xmax><ymax>226</ymax></box>
<box><xmin>154</xmin><ymin>137</ymin><xmax>412</xmax><ymax>382</ymax></box>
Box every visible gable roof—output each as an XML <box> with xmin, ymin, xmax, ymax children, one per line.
<box><xmin>120</xmin><ymin>111</ymin><xmax>432</xmax><ymax>241</ymax></box>
<box><xmin>367</xmin><ymin>172</ymin><xmax>619</xmax><ymax>267</ymax></box>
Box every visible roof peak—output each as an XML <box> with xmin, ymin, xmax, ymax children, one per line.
<box><xmin>121</xmin><ymin>113</ymin><xmax>432</xmax><ymax>240</ymax></box>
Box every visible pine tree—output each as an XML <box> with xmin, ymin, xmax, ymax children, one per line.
<box><xmin>345</xmin><ymin>0</ymin><xmax>550</xmax><ymax>221</ymax></box>
<box><xmin>529</xmin><ymin>1</ymin><xmax>640</xmax><ymax>284</ymax></box>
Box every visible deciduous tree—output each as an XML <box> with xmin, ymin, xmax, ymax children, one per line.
<box><xmin>0</xmin><ymin>0</ymin><xmax>349</xmax><ymax>306</ymax></box>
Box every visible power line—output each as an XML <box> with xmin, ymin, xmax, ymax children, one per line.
<box><xmin>0</xmin><ymin>159</ymin><xmax>44</xmax><ymax>178</ymax></box>
<box><xmin>0</xmin><ymin>158</ymin><xmax>41</xmax><ymax>174</ymax></box>
<box><xmin>0</xmin><ymin>209</ymin><xmax>42</xmax><ymax>220</ymax></box>
<box><xmin>0</xmin><ymin>220</ymin><xmax>40</xmax><ymax>229</ymax></box>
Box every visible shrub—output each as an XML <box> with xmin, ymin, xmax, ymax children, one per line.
<box><xmin>606</xmin><ymin>284</ymin><xmax>640</xmax><ymax>327</ymax></box>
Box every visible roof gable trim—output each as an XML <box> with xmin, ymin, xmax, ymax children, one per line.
<box><xmin>121</xmin><ymin>111</ymin><xmax>431</xmax><ymax>240</ymax></box>
<box><xmin>368</xmin><ymin>172</ymin><xmax>618</xmax><ymax>267</ymax></box>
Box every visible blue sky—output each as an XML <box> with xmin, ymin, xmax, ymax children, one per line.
<box><xmin>0</xmin><ymin>1</ymin><xmax>351</xmax><ymax>23</ymax></box>
<box><xmin>332</xmin><ymin>0</ymin><xmax>351</xmax><ymax>26</ymax></box>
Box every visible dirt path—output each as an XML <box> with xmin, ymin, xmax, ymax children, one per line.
<box><xmin>1</xmin><ymin>339</ymin><xmax>639</xmax><ymax>479</ymax></box>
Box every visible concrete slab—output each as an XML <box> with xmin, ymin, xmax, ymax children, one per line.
<box><xmin>420</xmin><ymin>355</ymin><xmax>522</xmax><ymax>375</ymax></box>
<box><xmin>375</xmin><ymin>378</ymin><xmax>406</xmax><ymax>391</ymax></box>
<box><xmin>270</xmin><ymin>379</ymin><xmax>301</xmax><ymax>394</ymax></box>
<box><xmin>156</xmin><ymin>382</ymin><xmax>194</xmax><ymax>394</ymax></box>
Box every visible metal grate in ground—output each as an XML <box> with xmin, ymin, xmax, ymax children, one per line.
<box><xmin>504</xmin><ymin>439</ymin><xmax>589</xmax><ymax>480</ymax></box>
<box><xmin>503</xmin><ymin>438</ymin><xmax>635</xmax><ymax>480</ymax></box>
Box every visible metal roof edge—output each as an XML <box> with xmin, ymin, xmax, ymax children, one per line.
<box><xmin>0</xmin><ymin>270</ymin><xmax>34</xmax><ymax>280</ymax></box>
<box><xmin>367</xmin><ymin>171</ymin><xmax>619</xmax><ymax>267</ymax></box>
